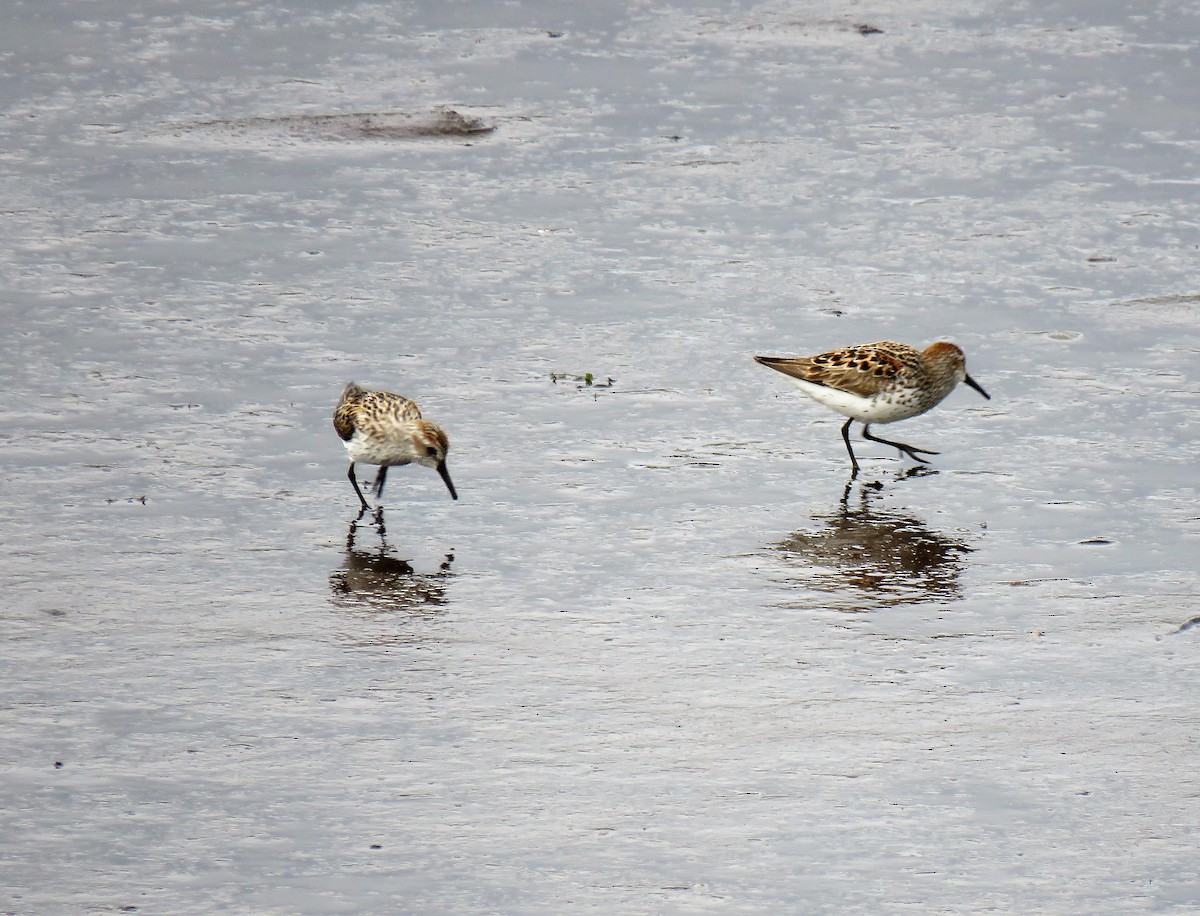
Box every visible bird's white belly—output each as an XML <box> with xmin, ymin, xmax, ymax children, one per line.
<box><xmin>783</xmin><ymin>377</ymin><xmax>922</xmax><ymax>424</ymax></box>
<box><xmin>344</xmin><ymin>433</ymin><xmax>415</xmax><ymax>466</ymax></box>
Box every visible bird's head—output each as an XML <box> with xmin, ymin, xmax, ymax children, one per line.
<box><xmin>925</xmin><ymin>342</ymin><xmax>990</xmax><ymax>400</ymax></box>
<box><xmin>415</xmin><ymin>422</ymin><xmax>457</xmax><ymax>499</ymax></box>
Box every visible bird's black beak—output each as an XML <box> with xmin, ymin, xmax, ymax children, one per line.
<box><xmin>438</xmin><ymin>462</ymin><xmax>459</xmax><ymax>500</ymax></box>
<box><xmin>964</xmin><ymin>373</ymin><xmax>990</xmax><ymax>400</ymax></box>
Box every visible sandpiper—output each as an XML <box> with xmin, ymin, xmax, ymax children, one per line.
<box><xmin>754</xmin><ymin>341</ymin><xmax>990</xmax><ymax>473</ymax></box>
<box><xmin>333</xmin><ymin>382</ymin><xmax>458</xmax><ymax>511</ymax></box>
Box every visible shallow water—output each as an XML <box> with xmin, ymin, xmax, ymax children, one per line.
<box><xmin>3</xmin><ymin>0</ymin><xmax>1199</xmax><ymax>912</ymax></box>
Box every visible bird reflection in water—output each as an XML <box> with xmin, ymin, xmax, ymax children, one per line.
<box><xmin>772</xmin><ymin>470</ymin><xmax>974</xmax><ymax>611</ymax></box>
<box><xmin>329</xmin><ymin>511</ymin><xmax>455</xmax><ymax>618</ymax></box>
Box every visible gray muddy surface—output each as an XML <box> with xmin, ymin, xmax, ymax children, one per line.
<box><xmin>2</xmin><ymin>0</ymin><xmax>1198</xmax><ymax>912</ymax></box>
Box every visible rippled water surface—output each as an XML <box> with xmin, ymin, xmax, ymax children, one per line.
<box><xmin>3</xmin><ymin>1</ymin><xmax>1199</xmax><ymax>911</ymax></box>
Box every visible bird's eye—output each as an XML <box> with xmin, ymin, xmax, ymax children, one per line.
<box><xmin>426</xmin><ymin>446</ymin><xmax>438</xmax><ymax>457</ymax></box>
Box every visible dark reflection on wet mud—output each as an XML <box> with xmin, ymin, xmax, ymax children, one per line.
<box><xmin>329</xmin><ymin>515</ymin><xmax>455</xmax><ymax>618</ymax></box>
<box><xmin>771</xmin><ymin>472</ymin><xmax>974</xmax><ymax>611</ymax></box>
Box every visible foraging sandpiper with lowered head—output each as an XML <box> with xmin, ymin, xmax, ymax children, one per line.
<box><xmin>333</xmin><ymin>382</ymin><xmax>458</xmax><ymax>511</ymax></box>
<box><xmin>754</xmin><ymin>341</ymin><xmax>990</xmax><ymax>473</ymax></box>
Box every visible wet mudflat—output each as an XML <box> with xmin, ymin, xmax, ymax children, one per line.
<box><xmin>2</xmin><ymin>0</ymin><xmax>1198</xmax><ymax>912</ymax></box>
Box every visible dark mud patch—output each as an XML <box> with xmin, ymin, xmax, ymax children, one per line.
<box><xmin>167</xmin><ymin>108</ymin><xmax>495</xmax><ymax>145</ymax></box>
<box><xmin>706</xmin><ymin>17</ymin><xmax>884</xmax><ymax>39</ymax></box>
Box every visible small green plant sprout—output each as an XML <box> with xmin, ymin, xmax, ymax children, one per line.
<box><xmin>549</xmin><ymin>372</ymin><xmax>616</xmax><ymax>389</ymax></box>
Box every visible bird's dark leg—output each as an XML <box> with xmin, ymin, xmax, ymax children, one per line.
<box><xmin>862</xmin><ymin>424</ymin><xmax>939</xmax><ymax>464</ymax></box>
<box><xmin>371</xmin><ymin>465</ymin><xmax>389</xmax><ymax>498</ymax></box>
<box><xmin>348</xmin><ymin>462</ymin><xmax>371</xmax><ymax>511</ymax></box>
<box><xmin>841</xmin><ymin>418</ymin><xmax>861</xmax><ymax>475</ymax></box>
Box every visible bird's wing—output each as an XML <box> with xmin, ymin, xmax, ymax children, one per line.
<box><xmin>333</xmin><ymin>386</ymin><xmax>423</xmax><ymax>441</ymax></box>
<box><xmin>368</xmin><ymin>391</ymin><xmax>423</xmax><ymax>423</ymax></box>
<box><xmin>333</xmin><ymin>399</ymin><xmax>358</xmax><ymax>441</ymax></box>
<box><xmin>754</xmin><ymin>346</ymin><xmax>903</xmax><ymax>399</ymax></box>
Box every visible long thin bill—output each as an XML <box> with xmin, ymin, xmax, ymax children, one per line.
<box><xmin>437</xmin><ymin>462</ymin><xmax>459</xmax><ymax>500</ymax></box>
<box><xmin>964</xmin><ymin>373</ymin><xmax>991</xmax><ymax>400</ymax></box>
